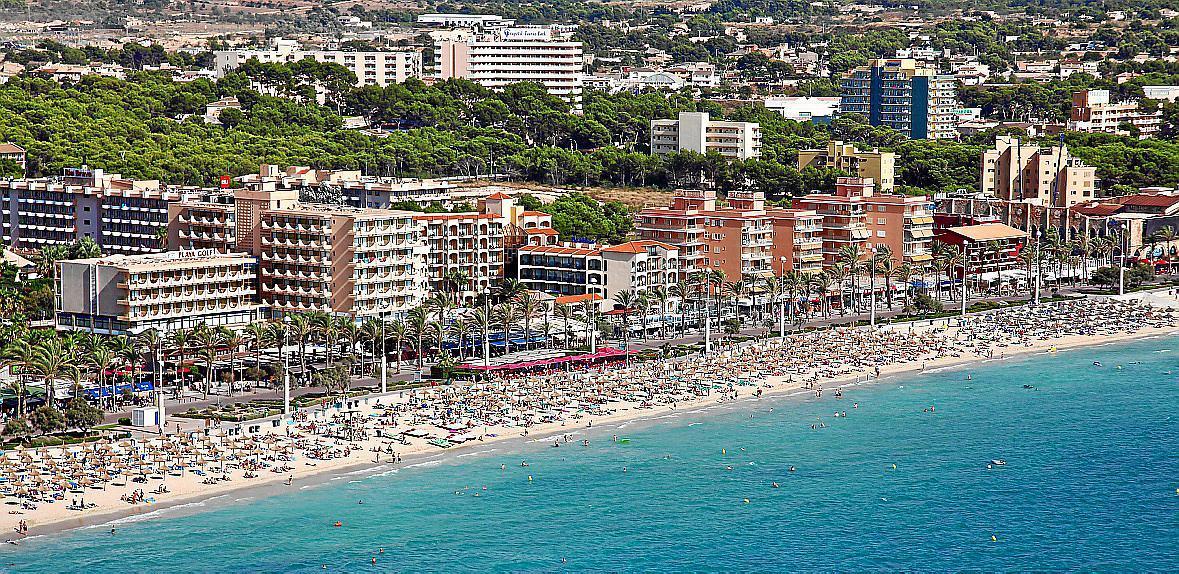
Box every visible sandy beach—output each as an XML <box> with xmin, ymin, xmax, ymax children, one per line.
<box><xmin>3</xmin><ymin>293</ymin><xmax>1175</xmax><ymax>541</ymax></box>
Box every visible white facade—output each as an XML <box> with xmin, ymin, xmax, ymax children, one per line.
<box><xmin>650</xmin><ymin>112</ymin><xmax>761</xmax><ymax>160</ymax></box>
<box><xmin>763</xmin><ymin>96</ymin><xmax>841</xmax><ymax>123</ymax></box>
<box><xmin>435</xmin><ymin>29</ymin><xmax>584</xmax><ymax>105</ymax></box>
<box><xmin>1143</xmin><ymin>85</ymin><xmax>1179</xmax><ymax>102</ymax></box>
<box><xmin>214</xmin><ymin>39</ymin><xmax>422</xmax><ymax>87</ymax></box>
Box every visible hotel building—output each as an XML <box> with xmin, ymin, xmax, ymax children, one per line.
<box><xmin>213</xmin><ymin>38</ymin><xmax>422</xmax><ymax>87</ymax></box>
<box><xmin>793</xmin><ymin>177</ymin><xmax>934</xmax><ymax>268</ymax></box>
<box><xmin>650</xmin><ymin>112</ymin><xmax>762</xmax><ymax>160</ymax></box>
<box><xmin>171</xmin><ymin>187</ymin><xmax>428</xmax><ymax>319</ymax></box>
<box><xmin>981</xmin><ymin>135</ymin><xmax>1097</xmax><ymax>208</ymax></box>
<box><xmin>55</xmin><ymin>250</ymin><xmax>265</xmax><ymax>335</ymax></box>
<box><xmin>2</xmin><ymin>167</ymin><xmax>206</xmax><ymax>254</ymax></box>
<box><xmin>797</xmin><ymin>141</ymin><xmax>896</xmax><ymax>192</ymax></box>
<box><xmin>839</xmin><ymin>59</ymin><xmax>959</xmax><ymax>140</ymax></box>
<box><xmin>516</xmin><ymin>240</ymin><xmax>679</xmax><ymax>308</ymax></box>
<box><xmin>434</xmin><ymin>27</ymin><xmax>584</xmax><ymax>105</ymax></box>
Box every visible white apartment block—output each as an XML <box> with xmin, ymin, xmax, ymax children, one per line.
<box><xmin>55</xmin><ymin>250</ymin><xmax>265</xmax><ymax>335</ymax></box>
<box><xmin>434</xmin><ymin>28</ymin><xmax>584</xmax><ymax>105</ymax></box>
<box><xmin>650</xmin><ymin>112</ymin><xmax>761</xmax><ymax>160</ymax></box>
<box><xmin>213</xmin><ymin>38</ymin><xmax>422</xmax><ymax>87</ymax></box>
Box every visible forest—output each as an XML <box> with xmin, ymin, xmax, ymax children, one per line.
<box><xmin>2</xmin><ymin>58</ymin><xmax>1179</xmax><ymax>204</ymax></box>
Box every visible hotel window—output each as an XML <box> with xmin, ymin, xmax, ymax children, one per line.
<box><xmin>877</xmin><ymin>218</ymin><xmax>885</xmax><ymax>224</ymax></box>
<box><xmin>876</xmin><ymin>230</ymin><xmax>886</xmax><ymax>237</ymax></box>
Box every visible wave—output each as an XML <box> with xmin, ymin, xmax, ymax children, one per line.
<box><xmin>688</xmin><ymin>422</ymin><xmax>703</xmax><ymax>427</ymax></box>
<box><xmin>456</xmin><ymin>449</ymin><xmax>498</xmax><ymax>458</ymax></box>
<box><xmin>92</xmin><ymin>495</ymin><xmax>229</xmax><ymax>527</ymax></box>
<box><xmin>1154</xmin><ymin>349</ymin><xmax>1171</xmax><ymax>353</ymax></box>
<box><xmin>404</xmin><ymin>460</ymin><xmax>442</xmax><ymax>469</ymax></box>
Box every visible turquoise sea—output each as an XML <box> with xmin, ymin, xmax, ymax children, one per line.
<box><xmin>3</xmin><ymin>336</ymin><xmax>1179</xmax><ymax>572</ymax></box>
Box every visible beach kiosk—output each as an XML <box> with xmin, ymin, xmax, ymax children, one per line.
<box><xmin>131</xmin><ymin>406</ymin><xmax>160</xmax><ymax>428</ymax></box>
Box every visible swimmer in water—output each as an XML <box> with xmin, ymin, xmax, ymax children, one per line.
<box><xmin>771</xmin><ymin>482</ymin><xmax>779</xmax><ymax>488</ymax></box>
<box><xmin>788</xmin><ymin>466</ymin><xmax>796</xmax><ymax>472</ymax></box>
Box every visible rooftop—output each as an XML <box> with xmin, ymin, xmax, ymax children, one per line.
<box><xmin>947</xmin><ymin>223</ymin><xmax>1027</xmax><ymax>242</ymax></box>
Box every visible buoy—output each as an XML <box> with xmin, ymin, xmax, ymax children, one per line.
<box><xmin>891</xmin><ymin>464</ymin><xmax>897</xmax><ymax>470</ymax></box>
<box><xmin>333</xmin><ymin>521</ymin><xmax>342</xmax><ymax>527</ymax></box>
<box><xmin>528</xmin><ymin>475</ymin><xmax>533</xmax><ymax>481</ymax></box>
<box><xmin>722</xmin><ymin>448</ymin><xmax>726</xmax><ymax>456</ymax></box>
<box><xmin>743</xmin><ymin>498</ymin><xmax>750</xmax><ymax>504</ymax></box>
<box><xmin>991</xmin><ymin>535</ymin><xmax>997</xmax><ymax>542</ymax></box>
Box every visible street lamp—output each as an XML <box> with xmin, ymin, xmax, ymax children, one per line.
<box><xmin>482</xmin><ymin>286</ymin><xmax>491</xmax><ymax>370</ymax></box>
<box><xmin>960</xmin><ymin>244</ymin><xmax>969</xmax><ymax>318</ymax></box>
<box><xmin>1118</xmin><ymin>227</ymin><xmax>1126</xmax><ymax>296</ymax></box>
<box><xmin>379</xmin><ymin>310</ymin><xmax>387</xmax><ymax>395</ymax></box>
<box><xmin>702</xmin><ymin>280</ymin><xmax>712</xmax><ymax>355</ymax></box>
<box><xmin>869</xmin><ymin>246</ymin><xmax>877</xmax><ymax>328</ymax></box>
<box><xmin>282</xmin><ymin>315</ymin><xmax>291</xmax><ymax>418</ymax></box>
<box><xmin>1033</xmin><ymin>230</ymin><xmax>1042</xmax><ymax>305</ymax></box>
<box><xmin>778</xmin><ymin>256</ymin><xmax>787</xmax><ymax>339</ymax></box>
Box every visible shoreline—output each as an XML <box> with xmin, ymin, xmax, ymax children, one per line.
<box><xmin>7</xmin><ymin>318</ymin><xmax>1174</xmax><ymax>542</ymax></box>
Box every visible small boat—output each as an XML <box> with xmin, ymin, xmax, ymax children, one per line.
<box><xmin>1022</xmin><ymin>385</ymin><xmax>1034</xmax><ymax>389</ymax></box>
<box><xmin>989</xmin><ymin>459</ymin><xmax>1007</xmax><ymax>466</ymax></box>
<box><xmin>1093</xmin><ymin>361</ymin><xmax>1103</xmax><ymax>367</ymax></box>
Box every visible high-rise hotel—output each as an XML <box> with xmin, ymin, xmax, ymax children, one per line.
<box><xmin>839</xmin><ymin>59</ymin><xmax>959</xmax><ymax>140</ymax></box>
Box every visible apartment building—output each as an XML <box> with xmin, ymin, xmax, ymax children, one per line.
<box><xmin>1</xmin><ymin>167</ymin><xmax>205</xmax><ymax>254</ymax></box>
<box><xmin>415</xmin><ymin>212</ymin><xmax>505</xmax><ymax>304</ymax></box>
<box><xmin>793</xmin><ymin>178</ymin><xmax>934</xmax><ymax>269</ymax></box>
<box><xmin>170</xmin><ymin>187</ymin><xmax>427</xmax><ymax>319</ymax></box>
<box><xmin>516</xmin><ymin>240</ymin><xmax>678</xmax><ymax>308</ymax></box>
<box><xmin>981</xmin><ymin>135</ymin><xmax>1097</xmax><ymax>207</ymax></box>
<box><xmin>1069</xmin><ymin>89</ymin><xmax>1162</xmax><ymax>138</ymax></box>
<box><xmin>434</xmin><ymin>27</ymin><xmax>584</xmax><ymax>104</ymax></box>
<box><xmin>258</xmin><ymin>204</ymin><xmax>427</xmax><ymax>319</ymax></box>
<box><xmin>55</xmin><ymin>249</ymin><xmax>265</xmax><ymax>335</ymax></box>
<box><xmin>763</xmin><ymin>96</ymin><xmax>841</xmax><ymax>124</ymax></box>
<box><xmin>839</xmin><ymin>59</ymin><xmax>959</xmax><ymax>140</ymax></box>
<box><xmin>213</xmin><ymin>38</ymin><xmax>422</xmax><ymax>87</ymax></box>
<box><xmin>767</xmin><ymin>208</ymin><xmax>825</xmax><ymax>275</ymax></box>
<box><xmin>650</xmin><ymin>112</ymin><xmax>762</xmax><ymax>161</ymax></box>
<box><xmin>797</xmin><ymin>141</ymin><xmax>896</xmax><ymax>192</ymax></box>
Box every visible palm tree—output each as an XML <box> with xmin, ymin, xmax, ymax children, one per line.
<box><xmin>809</xmin><ymin>271</ymin><xmax>834</xmax><ymax>318</ymax></box>
<box><xmin>668</xmin><ymin>280</ymin><xmax>691</xmax><ymax>336</ymax></box>
<box><xmin>71</xmin><ymin>236</ymin><xmax>102</xmax><ymax>259</ymax></box>
<box><xmin>87</xmin><ymin>345</ymin><xmax>118</xmax><ymax>410</ymax></box>
<box><xmin>360</xmin><ymin>319</ymin><xmax>382</xmax><ymax>375</ymax></box>
<box><xmin>839</xmin><ymin>244</ymin><xmax>863</xmax><ymax>313</ymax></box>
<box><xmin>387</xmin><ymin>319</ymin><xmax>408</xmax><ymax>374</ymax></box>
<box><xmin>873</xmin><ymin>245</ymin><xmax>896</xmax><ymax>309</ymax></box>
<box><xmin>136</xmin><ymin>328</ymin><xmax>162</xmax><ymax>389</ymax></box>
<box><xmin>312</xmin><ymin>312</ymin><xmax>338</xmax><ymax>367</ymax></box>
<box><xmin>244</xmin><ymin>323</ymin><xmax>270</xmax><ymax>388</ymax></box>
<box><xmin>827</xmin><ymin>262</ymin><xmax>848</xmax><ymax>315</ymax></box>
<box><xmin>706</xmin><ymin>269</ymin><xmax>726</xmax><ymax>325</ymax></box>
<box><xmin>634</xmin><ymin>290</ymin><xmax>651</xmax><ymax>338</ymax></box>
<box><xmin>613</xmin><ymin>289</ymin><xmax>638</xmax><ymax>352</ymax></box>
<box><xmin>288</xmin><ymin>313</ymin><xmax>314</xmax><ymax>384</ymax></box>
<box><xmin>443</xmin><ymin>269</ymin><xmax>471</xmax><ymax>306</ymax></box>
<box><xmin>25</xmin><ymin>338</ymin><xmax>77</xmax><ymax>411</ymax></box>
<box><xmin>494</xmin><ymin>278</ymin><xmax>525</xmax><ymax>303</ymax></box>
<box><xmin>554</xmin><ymin>302</ymin><xmax>573</xmax><ymax>349</ymax></box>
<box><xmin>492</xmin><ymin>302</ymin><xmax>519</xmax><ymax>355</ymax></box>
<box><xmin>449</xmin><ymin>316</ymin><xmax>469</xmax><ymax>360</ymax></box>
<box><xmin>33</xmin><ymin>244</ymin><xmax>69</xmax><ymax>279</ymax></box>
<box><xmin>222</xmin><ymin>331</ymin><xmax>245</xmax><ymax>397</ymax></box>
<box><xmin>539</xmin><ymin>301</ymin><xmax>553</xmax><ymax>349</ymax></box>
<box><xmin>579</xmin><ymin>299</ymin><xmax>597</xmax><ymax>350</ymax></box>
<box><xmin>469</xmin><ymin>309</ymin><xmax>490</xmax><ymax>361</ymax></box>
<box><xmin>517</xmin><ymin>291</ymin><xmax>542</xmax><ymax>349</ymax></box>
<box><xmin>424</xmin><ymin>291</ymin><xmax>453</xmax><ymax>325</ymax></box>
<box><xmin>895</xmin><ymin>262</ymin><xmax>913</xmax><ymax>307</ymax></box>
<box><xmin>782</xmin><ymin>270</ymin><xmax>802</xmax><ymax>324</ymax></box>
<box><xmin>191</xmin><ymin>325</ymin><xmax>223</xmax><ymax>399</ymax></box>
<box><xmin>650</xmin><ymin>285</ymin><xmax>670</xmax><ymax>339</ymax></box>
<box><xmin>407</xmin><ymin>308</ymin><xmax>429</xmax><ymax>371</ymax></box>
<box><xmin>170</xmin><ymin>328</ymin><xmax>191</xmax><ymax>395</ymax></box>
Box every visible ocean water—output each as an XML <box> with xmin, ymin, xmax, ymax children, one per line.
<box><xmin>3</xmin><ymin>337</ymin><xmax>1179</xmax><ymax>572</ymax></box>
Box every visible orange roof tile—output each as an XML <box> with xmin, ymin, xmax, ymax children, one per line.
<box><xmin>554</xmin><ymin>293</ymin><xmax>604</xmax><ymax>305</ymax></box>
<box><xmin>485</xmin><ymin>192</ymin><xmax>512</xmax><ymax>200</ymax></box>
<box><xmin>600</xmin><ymin>240</ymin><xmax>677</xmax><ymax>253</ymax></box>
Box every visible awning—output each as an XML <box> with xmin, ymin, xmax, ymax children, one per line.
<box><xmin>908</xmin><ymin>228</ymin><xmax>934</xmax><ymax>238</ymax></box>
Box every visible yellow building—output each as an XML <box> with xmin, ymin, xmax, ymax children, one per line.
<box><xmin>797</xmin><ymin>141</ymin><xmax>896</xmax><ymax>192</ymax></box>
